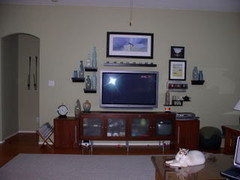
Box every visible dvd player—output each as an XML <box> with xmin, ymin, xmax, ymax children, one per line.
<box><xmin>176</xmin><ymin>112</ymin><xmax>196</xmax><ymax>120</ymax></box>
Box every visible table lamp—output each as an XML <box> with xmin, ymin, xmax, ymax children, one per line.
<box><xmin>234</xmin><ymin>99</ymin><xmax>240</xmax><ymax>124</ymax></box>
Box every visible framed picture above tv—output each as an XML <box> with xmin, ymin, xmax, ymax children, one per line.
<box><xmin>106</xmin><ymin>32</ymin><xmax>154</xmax><ymax>59</ymax></box>
<box><xmin>169</xmin><ymin>60</ymin><xmax>187</xmax><ymax>81</ymax></box>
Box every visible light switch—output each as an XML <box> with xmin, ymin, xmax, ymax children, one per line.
<box><xmin>48</xmin><ymin>80</ymin><xmax>55</xmax><ymax>87</ymax></box>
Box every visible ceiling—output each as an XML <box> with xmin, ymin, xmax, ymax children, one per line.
<box><xmin>0</xmin><ymin>0</ymin><xmax>240</xmax><ymax>12</ymax></box>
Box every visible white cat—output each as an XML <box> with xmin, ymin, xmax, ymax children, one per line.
<box><xmin>165</xmin><ymin>148</ymin><xmax>206</xmax><ymax>167</ymax></box>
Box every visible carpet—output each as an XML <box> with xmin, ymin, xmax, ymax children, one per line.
<box><xmin>0</xmin><ymin>154</ymin><xmax>155</xmax><ymax>180</ymax></box>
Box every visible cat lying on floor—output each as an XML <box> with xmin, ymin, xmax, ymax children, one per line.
<box><xmin>165</xmin><ymin>148</ymin><xmax>206</xmax><ymax>167</ymax></box>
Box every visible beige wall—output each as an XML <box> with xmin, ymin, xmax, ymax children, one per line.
<box><xmin>0</xmin><ymin>4</ymin><xmax>240</xmax><ymax>141</ymax></box>
<box><xmin>18</xmin><ymin>34</ymin><xmax>39</xmax><ymax>132</ymax></box>
<box><xmin>1</xmin><ymin>35</ymin><xmax>19</xmax><ymax>139</ymax></box>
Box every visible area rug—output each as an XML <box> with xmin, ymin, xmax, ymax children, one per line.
<box><xmin>0</xmin><ymin>154</ymin><xmax>155</xmax><ymax>180</ymax></box>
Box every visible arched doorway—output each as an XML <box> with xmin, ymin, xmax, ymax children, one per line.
<box><xmin>1</xmin><ymin>33</ymin><xmax>40</xmax><ymax>140</ymax></box>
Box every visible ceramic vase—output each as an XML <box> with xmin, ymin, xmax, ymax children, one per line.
<box><xmin>85</xmin><ymin>75</ymin><xmax>91</xmax><ymax>90</ymax></box>
<box><xmin>79</xmin><ymin>60</ymin><xmax>84</xmax><ymax>78</ymax></box>
<box><xmin>192</xmin><ymin>66</ymin><xmax>199</xmax><ymax>80</ymax></box>
<box><xmin>74</xmin><ymin>99</ymin><xmax>81</xmax><ymax>118</ymax></box>
<box><xmin>83</xmin><ymin>100</ymin><xmax>91</xmax><ymax>112</ymax></box>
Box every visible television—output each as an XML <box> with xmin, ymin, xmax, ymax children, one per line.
<box><xmin>100</xmin><ymin>70</ymin><xmax>159</xmax><ymax>108</ymax></box>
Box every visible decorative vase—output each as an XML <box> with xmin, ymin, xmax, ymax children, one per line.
<box><xmin>91</xmin><ymin>72</ymin><xmax>97</xmax><ymax>90</ymax></box>
<box><xmin>74</xmin><ymin>99</ymin><xmax>81</xmax><ymax>118</ymax></box>
<box><xmin>85</xmin><ymin>75</ymin><xmax>91</xmax><ymax>90</ymax></box>
<box><xmin>79</xmin><ymin>60</ymin><xmax>84</xmax><ymax>79</ymax></box>
<box><xmin>165</xmin><ymin>90</ymin><xmax>170</xmax><ymax>106</ymax></box>
<box><xmin>192</xmin><ymin>66</ymin><xmax>199</xmax><ymax>80</ymax></box>
<box><xmin>83</xmin><ymin>100</ymin><xmax>91</xmax><ymax>112</ymax></box>
<box><xmin>91</xmin><ymin>46</ymin><xmax>97</xmax><ymax>68</ymax></box>
<box><xmin>199</xmin><ymin>70</ymin><xmax>204</xmax><ymax>80</ymax></box>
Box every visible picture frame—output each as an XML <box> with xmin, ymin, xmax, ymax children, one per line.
<box><xmin>169</xmin><ymin>60</ymin><xmax>187</xmax><ymax>81</ymax></box>
<box><xmin>171</xmin><ymin>46</ymin><xmax>185</xmax><ymax>59</ymax></box>
<box><xmin>106</xmin><ymin>32</ymin><xmax>154</xmax><ymax>59</ymax></box>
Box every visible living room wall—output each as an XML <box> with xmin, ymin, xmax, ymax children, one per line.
<box><xmin>0</xmin><ymin>4</ymin><xmax>240</xmax><ymax>141</ymax></box>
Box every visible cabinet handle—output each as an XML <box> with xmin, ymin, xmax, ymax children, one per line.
<box><xmin>177</xmin><ymin>126</ymin><xmax>180</xmax><ymax>144</ymax></box>
<box><xmin>75</xmin><ymin>125</ymin><xmax>77</xmax><ymax>143</ymax></box>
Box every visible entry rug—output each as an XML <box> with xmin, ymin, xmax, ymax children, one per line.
<box><xmin>0</xmin><ymin>154</ymin><xmax>155</xmax><ymax>180</ymax></box>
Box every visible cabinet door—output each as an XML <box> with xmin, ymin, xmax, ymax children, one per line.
<box><xmin>106</xmin><ymin>118</ymin><xmax>126</xmax><ymax>138</ymax></box>
<box><xmin>82</xmin><ymin>117</ymin><xmax>103</xmax><ymax>138</ymax></box>
<box><xmin>224</xmin><ymin>128</ymin><xmax>239</xmax><ymax>154</ymax></box>
<box><xmin>130</xmin><ymin>117</ymin><xmax>152</xmax><ymax>139</ymax></box>
<box><xmin>54</xmin><ymin>119</ymin><xmax>79</xmax><ymax>148</ymax></box>
<box><xmin>175</xmin><ymin>120</ymin><xmax>199</xmax><ymax>150</ymax></box>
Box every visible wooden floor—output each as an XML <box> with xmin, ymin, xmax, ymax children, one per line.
<box><xmin>0</xmin><ymin>133</ymin><xmax>224</xmax><ymax>168</ymax></box>
<box><xmin>0</xmin><ymin>133</ymin><xmax>177</xmax><ymax>167</ymax></box>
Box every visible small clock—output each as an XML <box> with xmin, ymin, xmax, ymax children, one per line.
<box><xmin>57</xmin><ymin>104</ymin><xmax>68</xmax><ymax>118</ymax></box>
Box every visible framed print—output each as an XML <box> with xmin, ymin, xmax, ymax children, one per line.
<box><xmin>169</xmin><ymin>60</ymin><xmax>187</xmax><ymax>81</ymax></box>
<box><xmin>106</xmin><ymin>32</ymin><xmax>154</xmax><ymax>59</ymax></box>
<box><xmin>171</xmin><ymin>46</ymin><xmax>185</xmax><ymax>59</ymax></box>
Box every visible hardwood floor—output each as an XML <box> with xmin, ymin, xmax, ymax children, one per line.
<box><xmin>0</xmin><ymin>133</ymin><xmax>223</xmax><ymax>168</ymax></box>
<box><xmin>0</xmin><ymin>133</ymin><xmax>176</xmax><ymax>167</ymax></box>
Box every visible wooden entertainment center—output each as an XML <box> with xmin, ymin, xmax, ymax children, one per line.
<box><xmin>54</xmin><ymin>111</ymin><xmax>199</xmax><ymax>151</ymax></box>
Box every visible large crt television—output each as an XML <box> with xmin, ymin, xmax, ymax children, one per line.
<box><xmin>100</xmin><ymin>70</ymin><xmax>159</xmax><ymax>108</ymax></box>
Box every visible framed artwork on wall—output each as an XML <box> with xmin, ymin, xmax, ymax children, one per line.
<box><xmin>171</xmin><ymin>46</ymin><xmax>185</xmax><ymax>59</ymax></box>
<box><xmin>106</xmin><ymin>32</ymin><xmax>154</xmax><ymax>59</ymax></box>
<box><xmin>169</xmin><ymin>60</ymin><xmax>187</xmax><ymax>81</ymax></box>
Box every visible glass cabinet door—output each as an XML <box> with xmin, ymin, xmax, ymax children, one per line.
<box><xmin>83</xmin><ymin>118</ymin><xmax>102</xmax><ymax>137</ymax></box>
<box><xmin>107</xmin><ymin>118</ymin><xmax>126</xmax><ymax>137</ymax></box>
<box><xmin>131</xmin><ymin>118</ymin><xmax>150</xmax><ymax>137</ymax></box>
<box><xmin>156</xmin><ymin>119</ymin><xmax>172</xmax><ymax>136</ymax></box>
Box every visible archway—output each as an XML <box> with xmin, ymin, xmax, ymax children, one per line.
<box><xmin>1</xmin><ymin>33</ymin><xmax>40</xmax><ymax>140</ymax></box>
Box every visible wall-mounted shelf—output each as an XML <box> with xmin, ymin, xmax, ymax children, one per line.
<box><xmin>104</xmin><ymin>62</ymin><xmax>157</xmax><ymax>67</ymax></box>
<box><xmin>84</xmin><ymin>89</ymin><xmax>97</xmax><ymax>93</ymax></box>
<box><xmin>85</xmin><ymin>67</ymin><xmax>97</xmax><ymax>71</ymax></box>
<box><xmin>191</xmin><ymin>80</ymin><xmax>205</xmax><ymax>85</ymax></box>
<box><xmin>72</xmin><ymin>77</ymin><xmax>84</xmax><ymax>82</ymax></box>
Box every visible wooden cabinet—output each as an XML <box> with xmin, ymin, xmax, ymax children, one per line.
<box><xmin>54</xmin><ymin>117</ymin><xmax>79</xmax><ymax>148</ymax></box>
<box><xmin>79</xmin><ymin>112</ymin><xmax>175</xmax><ymax>142</ymax></box>
<box><xmin>175</xmin><ymin>119</ymin><xmax>199</xmax><ymax>150</ymax></box>
<box><xmin>222</xmin><ymin>125</ymin><xmax>240</xmax><ymax>154</ymax></box>
<box><xmin>53</xmin><ymin>112</ymin><xmax>200</xmax><ymax>150</ymax></box>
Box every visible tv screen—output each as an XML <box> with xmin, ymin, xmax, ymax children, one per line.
<box><xmin>100</xmin><ymin>70</ymin><xmax>159</xmax><ymax>108</ymax></box>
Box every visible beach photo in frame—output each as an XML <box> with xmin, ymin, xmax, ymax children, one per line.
<box><xmin>106</xmin><ymin>32</ymin><xmax>153</xmax><ymax>59</ymax></box>
<box><xmin>169</xmin><ymin>60</ymin><xmax>187</xmax><ymax>80</ymax></box>
<box><xmin>171</xmin><ymin>46</ymin><xmax>185</xmax><ymax>59</ymax></box>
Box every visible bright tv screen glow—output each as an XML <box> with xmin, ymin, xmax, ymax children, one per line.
<box><xmin>100</xmin><ymin>70</ymin><xmax>158</xmax><ymax>108</ymax></box>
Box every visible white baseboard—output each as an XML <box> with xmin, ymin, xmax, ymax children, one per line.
<box><xmin>18</xmin><ymin>131</ymin><xmax>36</xmax><ymax>133</ymax></box>
<box><xmin>4</xmin><ymin>132</ymin><xmax>18</xmax><ymax>141</ymax></box>
<box><xmin>0</xmin><ymin>140</ymin><xmax>5</xmax><ymax>144</ymax></box>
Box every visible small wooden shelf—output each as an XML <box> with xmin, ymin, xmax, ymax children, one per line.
<box><xmin>84</xmin><ymin>89</ymin><xmax>97</xmax><ymax>93</ymax></box>
<box><xmin>191</xmin><ymin>80</ymin><xmax>205</xmax><ymax>85</ymax></box>
<box><xmin>104</xmin><ymin>62</ymin><xmax>157</xmax><ymax>67</ymax></box>
<box><xmin>72</xmin><ymin>77</ymin><xmax>84</xmax><ymax>82</ymax></box>
<box><xmin>84</xmin><ymin>67</ymin><xmax>97</xmax><ymax>71</ymax></box>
